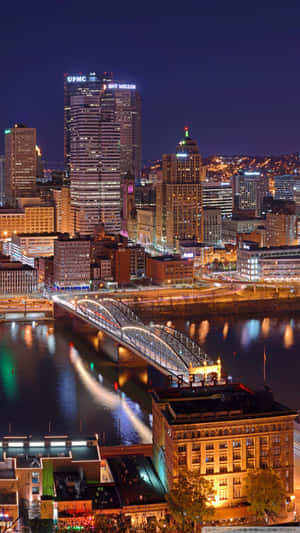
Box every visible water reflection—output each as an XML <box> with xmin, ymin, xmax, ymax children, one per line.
<box><xmin>284</xmin><ymin>324</ymin><xmax>294</xmax><ymax>349</ymax></box>
<box><xmin>198</xmin><ymin>320</ymin><xmax>210</xmax><ymax>343</ymax></box>
<box><xmin>241</xmin><ymin>319</ymin><xmax>260</xmax><ymax>348</ymax></box>
<box><xmin>261</xmin><ymin>318</ymin><xmax>270</xmax><ymax>338</ymax></box>
<box><xmin>189</xmin><ymin>323</ymin><xmax>196</xmax><ymax>338</ymax></box>
<box><xmin>69</xmin><ymin>345</ymin><xmax>151</xmax><ymax>443</ymax></box>
<box><xmin>223</xmin><ymin>322</ymin><xmax>229</xmax><ymax>340</ymax></box>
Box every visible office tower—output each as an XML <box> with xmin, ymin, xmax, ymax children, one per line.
<box><xmin>203</xmin><ymin>182</ymin><xmax>232</xmax><ymax>218</ymax></box>
<box><xmin>232</xmin><ymin>169</ymin><xmax>269</xmax><ymax>216</ymax></box>
<box><xmin>274</xmin><ymin>174</ymin><xmax>295</xmax><ymax>201</ymax></box>
<box><xmin>203</xmin><ymin>207</ymin><xmax>222</xmax><ymax>246</ymax></box>
<box><xmin>4</xmin><ymin>124</ymin><xmax>37</xmax><ymax>202</ymax></box>
<box><xmin>99</xmin><ymin>82</ymin><xmax>141</xmax><ymax>234</ymax></box>
<box><xmin>265</xmin><ymin>199</ymin><xmax>296</xmax><ymax>247</ymax></box>
<box><xmin>64</xmin><ymin>72</ymin><xmax>112</xmax><ymax>177</ymax></box>
<box><xmin>70</xmin><ymin>93</ymin><xmax>102</xmax><ymax>235</ymax></box>
<box><xmin>156</xmin><ymin>128</ymin><xmax>205</xmax><ymax>251</ymax></box>
<box><xmin>66</xmin><ymin>74</ymin><xmax>141</xmax><ymax>235</ymax></box>
<box><xmin>265</xmin><ymin>200</ymin><xmax>297</xmax><ymax>247</ymax></box>
<box><xmin>52</xmin><ymin>186</ymin><xmax>72</xmax><ymax>234</ymax></box>
<box><xmin>104</xmin><ymin>81</ymin><xmax>141</xmax><ymax>181</ymax></box>
<box><xmin>53</xmin><ymin>235</ymin><xmax>91</xmax><ymax>289</ymax></box>
<box><xmin>152</xmin><ymin>383</ymin><xmax>295</xmax><ymax>501</ymax></box>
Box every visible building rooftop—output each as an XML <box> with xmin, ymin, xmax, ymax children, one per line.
<box><xmin>148</xmin><ymin>254</ymin><xmax>188</xmax><ymax>263</ymax></box>
<box><xmin>152</xmin><ymin>383</ymin><xmax>297</xmax><ymax>425</ymax></box>
<box><xmin>108</xmin><ymin>455</ymin><xmax>165</xmax><ymax>507</ymax></box>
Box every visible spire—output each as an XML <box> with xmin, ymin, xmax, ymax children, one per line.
<box><xmin>184</xmin><ymin>126</ymin><xmax>189</xmax><ymax>139</ymax></box>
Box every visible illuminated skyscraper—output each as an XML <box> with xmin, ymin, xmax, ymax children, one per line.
<box><xmin>64</xmin><ymin>72</ymin><xmax>112</xmax><ymax>178</ymax></box>
<box><xmin>70</xmin><ymin>94</ymin><xmax>102</xmax><ymax>235</ymax></box>
<box><xmin>156</xmin><ymin>128</ymin><xmax>205</xmax><ymax>251</ymax></box>
<box><xmin>4</xmin><ymin>124</ymin><xmax>37</xmax><ymax>202</ymax></box>
<box><xmin>99</xmin><ymin>82</ymin><xmax>141</xmax><ymax>233</ymax></box>
<box><xmin>66</xmin><ymin>74</ymin><xmax>141</xmax><ymax>235</ymax></box>
<box><xmin>232</xmin><ymin>169</ymin><xmax>269</xmax><ymax>216</ymax></box>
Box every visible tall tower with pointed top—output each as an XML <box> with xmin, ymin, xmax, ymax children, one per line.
<box><xmin>156</xmin><ymin>128</ymin><xmax>205</xmax><ymax>251</ymax></box>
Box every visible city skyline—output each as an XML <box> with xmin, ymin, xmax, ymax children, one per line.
<box><xmin>1</xmin><ymin>1</ymin><xmax>300</xmax><ymax>165</ymax></box>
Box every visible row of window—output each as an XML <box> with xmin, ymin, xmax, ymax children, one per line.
<box><xmin>174</xmin><ymin>424</ymin><xmax>291</xmax><ymax>440</ymax></box>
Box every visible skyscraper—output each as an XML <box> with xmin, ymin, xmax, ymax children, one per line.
<box><xmin>4</xmin><ymin>124</ymin><xmax>37</xmax><ymax>202</ymax></box>
<box><xmin>64</xmin><ymin>72</ymin><xmax>112</xmax><ymax>178</ymax></box>
<box><xmin>70</xmin><ymin>93</ymin><xmax>102</xmax><ymax>235</ymax></box>
<box><xmin>156</xmin><ymin>128</ymin><xmax>205</xmax><ymax>251</ymax></box>
<box><xmin>274</xmin><ymin>174</ymin><xmax>295</xmax><ymax>201</ymax></box>
<box><xmin>65</xmin><ymin>74</ymin><xmax>141</xmax><ymax>235</ymax></box>
<box><xmin>99</xmin><ymin>82</ymin><xmax>141</xmax><ymax>233</ymax></box>
<box><xmin>232</xmin><ymin>169</ymin><xmax>269</xmax><ymax>216</ymax></box>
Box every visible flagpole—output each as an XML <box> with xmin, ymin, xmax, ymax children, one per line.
<box><xmin>263</xmin><ymin>345</ymin><xmax>266</xmax><ymax>385</ymax></box>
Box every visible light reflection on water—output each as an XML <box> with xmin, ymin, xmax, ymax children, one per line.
<box><xmin>1</xmin><ymin>314</ymin><xmax>300</xmax><ymax>440</ymax></box>
<box><xmin>176</xmin><ymin>314</ymin><xmax>300</xmax><ymax>410</ymax></box>
<box><xmin>0</xmin><ymin>322</ymin><xmax>152</xmax><ymax>443</ymax></box>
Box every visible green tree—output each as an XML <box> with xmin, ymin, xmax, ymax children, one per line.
<box><xmin>166</xmin><ymin>470</ymin><xmax>215</xmax><ymax>532</ymax></box>
<box><xmin>245</xmin><ymin>468</ymin><xmax>286</xmax><ymax>522</ymax></box>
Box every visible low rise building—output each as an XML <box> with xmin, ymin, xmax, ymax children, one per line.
<box><xmin>222</xmin><ymin>217</ymin><xmax>264</xmax><ymax>245</ymax></box>
<box><xmin>0</xmin><ymin>435</ymin><xmax>166</xmax><ymax>531</ymax></box>
<box><xmin>237</xmin><ymin>242</ymin><xmax>300</xmax><ymax>281</ymax></box>
<box><xmin>9</xmin><ymin>233</ymin><xmax>58</xmax><ymax>266</ymax></box>
<box><xmin>146</xmin><ymin>255</ymin><xmax>193</xmax><ymax>285</ymax></box>
<box><xmin>103</xmin><ymin>244</ymin><xmax>131</xmax><ymax>285</ymax></box>
<box><xmin>152</xmin><ymin>383</ymin><xmax>296</xmax><ymax>519</ymax></box>
<box><xmin>53</xmin><ymin>236</ymin><xmax>91</xmax><ymax>290</ymax></box>
<box><xmin>129</xmin><ymin>244</ymin><xmax>145</xmax><ymax>278</ymax></box>
<box><xmin>0</xmin><ymin>203</ymin><xmax>54</xmax><ymax>238</ymax></box>
<box><xmin>0</xmin><ymin>254</ymin><xmax>37</xmax><ymax>294</ymax></box>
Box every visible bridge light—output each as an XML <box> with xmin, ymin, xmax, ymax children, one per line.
<box><xmin>90</xmin><ymin>362</ymin><xmax>94</xmax><ymax>370</ymax></box>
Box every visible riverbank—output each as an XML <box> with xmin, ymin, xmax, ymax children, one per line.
<box><xmin>132</xmin><ymin>296</ymin><xmax>300</xmax><ymax>320</ymax></box>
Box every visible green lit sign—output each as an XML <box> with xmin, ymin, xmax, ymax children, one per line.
<box><xmin>4</xmin><ymin>129</ymin><xmax>11</xmax><ymax>134</ymax></box>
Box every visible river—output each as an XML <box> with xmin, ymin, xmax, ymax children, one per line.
<box><xmin>0</xmin><ymin>314</ymin><xmax>299</xmax><ymax>444</ymax></box>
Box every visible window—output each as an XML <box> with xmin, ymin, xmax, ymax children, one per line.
<box><xmin>206</xmin><ymin>456</ymin><xmax>214</xmax><ymax>463</ymax></box>
<box><xmin>220</xmin><ymin>488</ymin><xmax>228</xmax><ymax>500</ymax></box>
<box><xmin>273</xmin><ymin>435</ymin><xmax>280</xmax><ymax>444</ymax></box>
<box><xmin>178</xmin><ymin>456</ymin><xmax>186</xmax><ymax>466</ymax></box>
<box><xmin>32</xmin><ymin>472</ymin><xmax>40</xmax><ymax>484</ymax></box>
<box><xmin>192</xmin><ymin>443</ymin><xmax>200</xmax><ymax>451</ymax></box>
<box><xmin>246</xmin><ymin>438</ymin><xmax>254</xmax><ymax>447</ymax></box>
<box><xmin>219</xmin><ymin>455</ymin><xmax>227</xmax><ymax>462</ymax></box>
<box><xmin>206</xmin><ymin>466</ymin><xmax>214</xmax><ymax>474</ymax></box>
<box><xmin>233</xmin><ymin>452</ymin><xmax>241</xmax><ymax>461</ymax></box>
<box><xmin>233</xmin><ymin>440</ymin><xmax>241</xmax><ymax>448</ymax></box>
<box><xmin>192</xmin><ymin>456</ymin><xmax>200</xmax><ymax>464</ymax></box>
<box><xmin>32</xmin><ymin>486</ymin><xmax>39</xmax><ymax>495</ymax></box>
<box><xmin>206</xmin><ymin>443</ymin><xmax>214</xmax><ymax>450</ymax></box>
<box><xmin>233</xmin><ymin>486</ymin><xmax>241</xmax><ymax>498</ymax></box>
<box><xmin>219</xmin><ymin>443</ymin><xmax>228</xmax><ymax>449</ymax></box>
<box><xmin>233</xmin><ymin>464</ymin><xmax>241</xmax><ymax>472</ymax></box>
<box><xmin>220</xmin><ymin>465</ymin><xmax>227</xmax><ymax>473</ymax></box>
<box><xmin>178</xmin><ymin>445</ymin><xmax>186</xmax><ymax>453</ymax></box>
<box><xmin>219</xmin><ymin>479</ymin><xmax>227</xmax><ymax>486</ymax></box>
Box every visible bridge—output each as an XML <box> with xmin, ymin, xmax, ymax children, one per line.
<box><xmin>53</xmin><ymin>294</ymin><xmax>221</xmax><ymax>381</ymax></box>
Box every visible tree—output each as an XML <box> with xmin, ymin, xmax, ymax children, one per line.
<box><xmin>245</xmin><ymin>468</ymin><xmax>286</xmax><ymax>522</ymax></box>
<box><xmin>166</xmin><ymin>471</ymin><xmax>215</xmax><ymax>532</ymax></box>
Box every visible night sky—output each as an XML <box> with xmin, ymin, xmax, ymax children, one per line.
<box><xmin>1</xmin><ymin>1</ymin><xmax>300</xmax><ymax>164</ymax></box>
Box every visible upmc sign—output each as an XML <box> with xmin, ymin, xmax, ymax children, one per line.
<box><xmin>67</xmin><ymin>76</ymin><xmax>87</xmax><ymax>83</ymax></box>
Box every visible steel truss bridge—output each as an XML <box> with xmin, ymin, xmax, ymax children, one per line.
<box><xmin>53</xmin><ymin>294</ymin><xmax>219</xmax><ymax>380</ymax></box>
